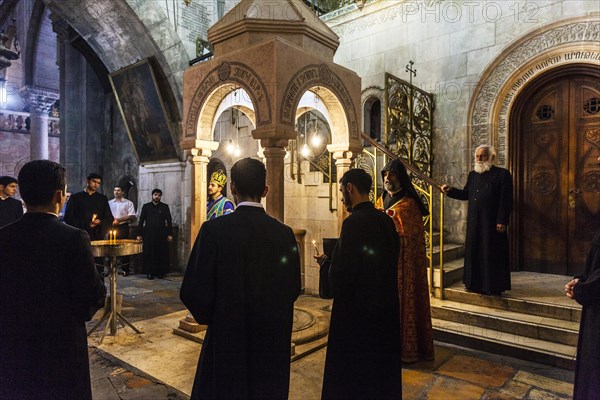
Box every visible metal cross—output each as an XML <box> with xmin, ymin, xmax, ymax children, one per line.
<box><xmin>406</xmin><ymin>60</ymin><xmax>417</xmax><ymax>85</ymax></box>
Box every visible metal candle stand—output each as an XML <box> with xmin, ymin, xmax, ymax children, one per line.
<box><xmin>87</xmin><ymin>239</ymin><xmax>143</xmax><ymax>343</ymax></box>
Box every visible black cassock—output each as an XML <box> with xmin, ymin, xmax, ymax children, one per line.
<box><xmin>0</xmin><ymin>197</ymin><xmax>23</xmax><ymax>228</ymax></box>
<box><xmin>321</xmin><ymin>201</ymin><xmax>401</xmax><ymax>400</ymax></box>
<box><xmin>180</xmin><ymin>206</ymin><xmax>301</xmax><ymax>400</ymax></box>
<box><xmin>573</xmin><ymin>229</ymin><xmax>600</xmax><ymax>400</ymax></box>
<box><xmin>137</xmin><ymin>201</ymin><xmax>173</xmax><ymax>276</ymax></box>
<box><xmin>0</xmin><ymin>213</ymin><xmax>106</xmax><ymax>400</ymax></box>
<box><xmin>447</xmin><ymin>166</ymin><xmax>513</xmax><ymax>294</ymax></box>
<box><xmin>64</xmin><ymin>190</ymin><xmax>113</xmax><ymax>240</ymax></box>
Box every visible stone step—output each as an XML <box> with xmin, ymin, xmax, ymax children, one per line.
<box><xmin>430</xmin><ymin>231</ymin><xmax>440</xmax><ymax>247</ymax></box>
<box><xmin>443</xmin><ymin>286</ymin><xmax>581</xmax><ymax>323</ymax></box>
<box><xmin>428</xmin><ymin>258</ymin><xmax>464</xmax><ymax>298</ymax></box>
<box><xmin>430</xmin><ymin>298</ymin><xmax>579</xmax><ymax>347</ymax></box>
<box><xmin>427</xmin><ymin>242</ymin><xmax>464</xmax><ymax>264</ymax></box>
<box><xmin>432</xmin><ymin>317</ymin><xmax>576</xmax><ymax>370</ymax></box>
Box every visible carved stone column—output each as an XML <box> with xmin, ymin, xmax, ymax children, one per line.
<box><xmin>261</xmin><ymin>139</ymin><xmax>288</xmax><ymax>222</ymax></box>
<box><xmin>332</xmin><ymin>151</ymin><xmax>354</xmax><ymax>230</ymax></box>
<box><xmin>22</xmin><ymin>87</ymin><xmax>59</xmax><ymax>160</ymax></box>
<box><xmin>174</xmin><ymin>144</ymin><xmax>217</xmax><ymax>340</ymax></box>
<box><xmin>188</xmin><ymin>145</ymin><xmax>216</xmax><ymax>246</ymax></box>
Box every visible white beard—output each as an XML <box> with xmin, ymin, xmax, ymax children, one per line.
<box><xmin>474</xmin><ymin>161</ymin><xmax>493</xmax><ymax>174</ymax></box>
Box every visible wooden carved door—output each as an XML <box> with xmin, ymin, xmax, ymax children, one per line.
<box><xmin>519</xmin><ymin>74</ymin><xmax>600</xmax><ymax>275</ymax></box>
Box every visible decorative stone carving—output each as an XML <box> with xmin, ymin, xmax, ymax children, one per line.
<box><xmin>21</xmin><ymin>86</ymin><xmax>59</xmax><ymax>114</ymax></box>
<box><xmin>470</xmin><ymin>17</ymin><xmax>600</xmax><ymax>164</ymax></box>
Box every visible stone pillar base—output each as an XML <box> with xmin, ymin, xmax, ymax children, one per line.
<box><xmin>172</xmin><ymin>313</ymin><xmax>207</xmax><ymax>343</ymax></box>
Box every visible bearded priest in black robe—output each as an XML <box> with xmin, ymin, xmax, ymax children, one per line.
<box><xmin>442</xmin><ymin>145</ymin><xmax>513</xmax><ymax>295</ymax></box>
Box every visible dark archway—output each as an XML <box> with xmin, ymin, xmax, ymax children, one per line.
<box><xmin>363</xmin><ymin>96</ymin><xmax>381</xmax><ymax>142</ymax></box>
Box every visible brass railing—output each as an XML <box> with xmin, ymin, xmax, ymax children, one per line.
<box><xmin>360</xmin><ymin>133</ymin><xmax>446</xmax><ymax>298</ymax></box>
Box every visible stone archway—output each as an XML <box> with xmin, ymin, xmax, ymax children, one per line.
<box><xmin>44</xmin><ymin>0</ymin><xmax>188</xmax><ymax>116</ymax></box>
<box><xmin>468</xmin><ymin>15</ymin><xmax>600</xmax><ymax>167</ymax></box>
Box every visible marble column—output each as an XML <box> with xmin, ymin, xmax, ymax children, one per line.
<box><xmin>22</xmin><ymin>88</ymin><xmax>59</xmax><ymax>160</ymax></box>
<box><xmin>261</xmin><ymin>139</ymin><xmax>288</xmax><ymax>222</ymax></box>
<box><xmin>333</xmin><ymin>151</ymin><xmax>354</xmax><ymax>231</ymax></box>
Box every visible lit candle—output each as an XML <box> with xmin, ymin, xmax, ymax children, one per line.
<box><xmin>91</xmin><ymin>213</ymin><xmax>97</xmax><ymax>222</ymax></box>
<box><xmin>312</xmin><ymin>239</ymin><xmax>319</xmax><ymax>254</ymax></box>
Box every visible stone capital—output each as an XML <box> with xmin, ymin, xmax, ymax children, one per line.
<box><xmin>330</xmin><ymin>150</ymin><xmax>355</xmax><ymax>161</ymax></box>
<box><xmin>20</xmin><ymin>86</ymin><xmax>59</xmax><ymax>115</ymax></box>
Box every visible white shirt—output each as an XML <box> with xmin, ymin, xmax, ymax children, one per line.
<box><xmin>109</xmin><ymin>198</ymin><xmax>136</xmax><ymax>224</ymax></box>
<box><xmin>236</xmin><ymin>201</ymin><xmax>264</xmax><ymax>208</ymax></box>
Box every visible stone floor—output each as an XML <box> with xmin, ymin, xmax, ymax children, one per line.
<box><xmin>87</xmin><ymin>273</ymin><xmax>575</xmax><ymax>399</ymax></box>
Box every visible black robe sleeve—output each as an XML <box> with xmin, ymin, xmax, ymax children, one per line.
<box><xmin>329</xmin><ymin>217</ymin><xmax>363</xmax><ymax>299</ymax></box>
<box><xmin>573</xmin><ymin>244</ymin><xmax>600</xmax><ymax>307</ymax></box>
<box><xmin>447</xmin><ymin>172</ymin><xmax>472</xmax><ymax>201</ymax></box>
<box><xmin>68</xmin><ymin>229</ymin><xmax>106</xmax><ymax>320</ymax></box>
<box><xmin>180</xmin><ymin>222</ymin><xmax>217</xmax><ymax>324</ymax></box>
<box><xmin>164</xmin><ymin>204</ymin><xmax>173</xmax><ymax>236</ymax></box>
<box><xmin>137</xmin><ymin>204</ymin><xmax>147</xmax><ymax>237</ymax></box>
<box><xmin>64</xmin><ymin>194</ymin><xmax>82</xmax><ymax>229</ymax></box>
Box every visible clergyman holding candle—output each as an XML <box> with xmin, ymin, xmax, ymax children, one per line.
<box><xmin>64</xmin><ymin>173</ymin><xmax>113</xmax><ymax>241</ymax></box>
<box><xmin>64</xmin><ymin>173</ymin><xmax>114</xmax><ymax>274</ymax></box>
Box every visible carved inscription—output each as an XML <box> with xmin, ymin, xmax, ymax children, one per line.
<box><xmin>470</xmin><ymin>19</ymin><xmax>600</xmax><ymax>161</ymax></box>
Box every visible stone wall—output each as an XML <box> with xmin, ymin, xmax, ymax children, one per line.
<box><xmin>284</xmin><ymin>161</ymin><xmax>338</xmax><ymax>295</ymax></box>
<box><xmin>324</xmin><ymin>0</ymin><xmax>600</xmax><ymax>243</ymax></box>
<box><xmin>0</xmin><ymin>130</ymin><xmax>59</xmax><ymax>188</ymax></box>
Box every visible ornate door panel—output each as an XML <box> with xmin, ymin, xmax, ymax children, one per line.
<box><xmin>520</xmin><ymin>75</ymin><xmax>600</xmax><ymax>275</ymax></box>
<box><xmin>569</xmin><ymin>79</ymin><xmax>600</xmax><ymax>273</ymax></box>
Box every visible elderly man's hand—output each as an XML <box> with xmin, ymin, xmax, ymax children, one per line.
<box><xmin>565</xmin><ymin>278</ymin><xmax>579</xmax><ymax>299</ymax></box>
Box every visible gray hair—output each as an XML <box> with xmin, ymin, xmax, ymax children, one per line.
<box><xmin>475</xmin><ymin>145</ymin><xmax>496</xmax><ymax>162</ymax></box>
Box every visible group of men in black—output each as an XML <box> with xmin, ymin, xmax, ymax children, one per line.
<box><xmin>63</xmin><ymin>173</ymin><xmax>173</xmax><ymax>279</ymax></box>
<box><xmin>0</xmin><ymin>152</ymin><xmax>599</xmax><ymax>399</ymax></box>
